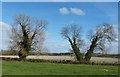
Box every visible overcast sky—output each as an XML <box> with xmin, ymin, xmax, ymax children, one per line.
<box><xmin>0</xmin><ymin>2</ymin><xmax>118</xmax><ymax>54</ymax></box>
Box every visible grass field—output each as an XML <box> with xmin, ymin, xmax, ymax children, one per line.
<box><xmin>2</xmin><ymin>62</ymin><xmax>119</xmax><ymax>75</ymax></box>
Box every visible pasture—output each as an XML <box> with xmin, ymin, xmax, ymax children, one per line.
<box><xmin>2</xmin><ymin>62</ymin><xmax>118</xmax><ymax>75</ymax></box>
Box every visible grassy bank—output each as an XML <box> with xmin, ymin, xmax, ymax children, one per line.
<box><xmin>2</xmin><ymin>62</ymin><xmax>118</xmax><ymax>75</ymax></box>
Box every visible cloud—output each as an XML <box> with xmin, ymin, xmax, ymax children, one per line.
<box><xmin>70</xmin><ymin>8</ymin><xmax>85</xmax><ymax>16</ymax></box>
<box><xmin>0</xmin><ymin>22</ymin><xmax>11</xmax><ymax>50</ymax></box>
<box><xmin>59</xmin><ymin>7</ymin><xmax>69</xmax><ymax>14</ymax></box>
<box><xmin>59</xmin><ymin>7</ymin><xmax>85</xmax><ymax>16</ymax></box>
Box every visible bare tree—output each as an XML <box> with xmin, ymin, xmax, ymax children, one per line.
<box><xmin>85</xmin><ymin>23</ymin><xmax>116</xmax><ymax>61</ymax></box>
<box><xmin>61</xmin><ymin>24</ymin><xmax>84</xmax><ymax>62</ymax></box>
<box><xmin>61</xmin><ymin>23</ymin><xmax>116</xmax><ymax>62</ymax></box>
<box><xmin>10</xmin><ymin>14</ymin><xmax>47</xmax><ymax>59</ymax></box>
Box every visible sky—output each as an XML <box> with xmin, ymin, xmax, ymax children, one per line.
<box><xmin>0</xmin><ymin>2</ymin><xmax>118</xmax><ymax>54</ymax></box>
<box><xmin>1</xmin><ymin>0</ymin><xmax>120</xmax><ymax>2</ymax></box>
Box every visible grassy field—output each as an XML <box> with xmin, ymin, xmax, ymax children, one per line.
<box><xmin>2</xmin><ymin>62</ymin><xmax>118</xmax><ymax>75</ymax></box>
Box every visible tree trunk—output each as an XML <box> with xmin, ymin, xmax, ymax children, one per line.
<box><xmin>72</xmin><ymin>44</ymin><xmax>83</xmax><ymax>62</ymax></box>
<box><xmin>84</xmin><ymin>37</ymin><xmax>98</xmax><ymax>62</ymax></box>
<box><xmin>68</xmin><ymin>37</ymin><xmax>83</xmax><ymax>62</ymax></box>
<box><xmin>18</xmin><ymin>50</ymin><xmax>28</xmax><ymax>59</ymax></box>
<box><xmin>84</xmin><ymin>50</ymin><xmax>93</xmax><ymax>62</ymax></box>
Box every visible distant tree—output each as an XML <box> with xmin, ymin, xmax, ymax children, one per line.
<box><xmin>61</xmin><ymin>24</ymin><xmax>84</xmax><ymax>62</ymax></box>
<box><xmin>85</xmin><ymin>23</ymin><xmax>116</xmax><ymax>61</ymax></box>
<box><xmin>10</xmin><ymin>14</ymin><xmax>47</xmax><ymax>59</ymax></box>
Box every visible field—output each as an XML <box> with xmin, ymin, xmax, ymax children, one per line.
<box><xmin>2</xmin><ymin>62</ymin><xmax>119</xmax><ymax>75</ymax></box>
<box><xmin>1</xmin><ymin>55</ymin><xmax>119</xmax><ymax>64</ymax></box>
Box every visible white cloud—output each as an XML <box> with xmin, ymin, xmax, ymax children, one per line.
<box><xmin>59</xmin><ymin>7</ymin><xmax>69</xmax><ymax>14</ymax></box>
<box><xmin>0</xmin><ymin>22</ymin><xmax>11</xmax><ymax>50</ymax></box>
<box><xmin>59</xmin><ymin>7</ymin><xmax>85</xmax><ymax>16</ymax></box>
<box><xmin>70</xmin><ymin>8</ymin><xmax>85</xmax><ymax>16</ymax></box>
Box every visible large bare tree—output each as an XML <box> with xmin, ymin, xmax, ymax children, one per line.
<box><xmin>61</xmin><ymin>24</ymin><xmax>84</xmax><ymax>62</ymax></box>
<box><xmin>61</xmin><ymin>23</ymin><xmax>116</xmax><ymax>62</ymax></box>
<box><xmin>84</xmin><ymin>23</ymin><xmax>116</xmax><ymax>61</ymax></box>
<box><xmin>10</xmin><ymin>14</ymin><xmax>47</xmax><ymax>59</ymax></box>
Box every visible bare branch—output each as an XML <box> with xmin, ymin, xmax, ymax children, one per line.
<box><xmin>85</xmin><ymin>23</ymin><xmax>116</xmax><ymax>61</ymax></box>
<box><xmin>61</xmin><ymin>23</ymin><xmax>84</xmax><ymax>62</ymax></box>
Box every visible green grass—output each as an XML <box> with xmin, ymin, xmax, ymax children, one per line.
<box><xmin>2</xmin><ymin>62</ymin><xmax>118</xmax><ymax>75</ymax></box>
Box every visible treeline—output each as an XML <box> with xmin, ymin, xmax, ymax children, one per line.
<box><xmin>1</xmin><ymin>50</ymin><xmax>73</xmax><ymax>56</ymax></box>
<box><xmin>1</xmin><ymin>50</ymin><xmax>18</xmax><ymax>55</ymax></box>
<box><xmin>94</xmin><ymin>54</ymin><xmax>120</xmax><ymax>58</ymax></box>
<box><xmin>1</xmin><ymin>50</ymin><xmax>120</xmax><ymax>58</ymax></box>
